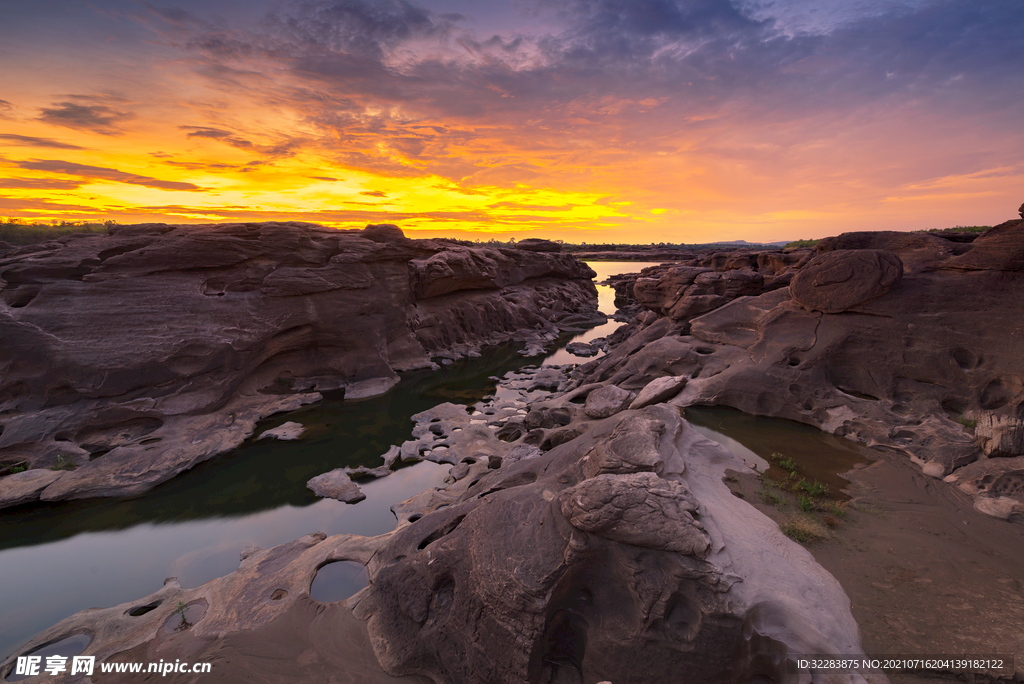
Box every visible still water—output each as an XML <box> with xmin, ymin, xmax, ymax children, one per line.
<box><xmin>0</xmin><ymin>262</ymin><xmax>644</xmax><ymax>660</ymax></box>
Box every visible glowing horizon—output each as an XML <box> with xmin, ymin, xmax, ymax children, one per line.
<box><xmin>1</xmin><ymin>0</ymin><xmax>1022</xmax><ymax>243</ymax></box>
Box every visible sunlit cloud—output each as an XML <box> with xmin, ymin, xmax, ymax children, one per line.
<box><xmin>13</xmin><ymin>159</ymin><xmax>206</xmax><ymax>192</ymax></box>
<box><xmin>0</xmin><ymin>0</ymin><xmax>1020</xmax><ymax>240</ymax></box>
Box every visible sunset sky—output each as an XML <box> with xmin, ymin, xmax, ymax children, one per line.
<box><xmin>1</xmin><ymin>0</ymin><xmax>1021</xmax><ymax>243</ymax></box>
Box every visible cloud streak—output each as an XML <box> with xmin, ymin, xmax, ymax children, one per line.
<box><xmin>0</xmin><ymin>134</ymin><xmax>86</xmax><ymax>150</ymax></box>
<box><xmin>15</xmin><ymin>159</ymin><xmax>206</xmax><ymax>191</ymax></box>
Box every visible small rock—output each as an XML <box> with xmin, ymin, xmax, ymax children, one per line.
<box><xmin>258</xmin><ymin>421</ymin><xmax>306</xmax><ymax>441</ymax></box>
<box><xmin>584</xmin><ymin>384</ymin><xmax>635</xmax><ymax>419</ymax></box>
<box><xmin>307</xmin><ymin>470</ymin><xmax>366</xmax><ymax>503</ymax></box>
<box><xmin>566</xmin><ymin>341</ymin><xmax>599</xmax><ymax>357</ymax></box>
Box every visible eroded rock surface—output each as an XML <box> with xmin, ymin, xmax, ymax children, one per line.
<box><xmin>7</xmin><ymin>368</ymin><xmax>884</xmax><ymax>684</ymax></box>
<box><xmin>0</xmin><ymin>222</ymin><xmax>599</xmax><ymax>507</ymax></box>
<box><xmin>575</xmin><ymin>219</ymin><xmax>1024</xmax><ymax>520</ymax></box>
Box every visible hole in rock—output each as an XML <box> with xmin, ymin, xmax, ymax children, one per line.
<box><xmin>664</xmin><ymin>591</ymin><xmax>702</xmax><ymax>641</ymax></box>
<box><xmin>497</xmin><ymin>428</ymin><xmax>523</xmax><ymax>443</ymax></box>
<box><xmin>787</xmin><ymin>357</ymin><xmax>801</xmax><ymax>367</ymax></box>
<box><xmin>408</xmin><ymin>514</ymin><xmax>422</xmax><ymax>523</ymax></box>
<box><xmin>952</xmin><ymin>347</ymin><xmax>980</xmax><ymax>370</ymax></box>
<box><xmin>270</xmin><ymin>589</ymin><xmax>287</xmax><ymax>601</ymax></box>
<box><xmin>535</xmin><ymin>609</ymin><xmax>587</xmax><ymax>684</ymax></box>
<box><xmin>695</xmin><ymin>347</ymin><xmax>715</xmax><ymax>355</ymax></box>
<box><xmin>160</xmin><ymin>600</ymin><xmax>207</xmax><ymax>634</ymax></box>
<box><xmin>139</xmin><ymin>437</ymin><xmax>161</xmax><ymax>445</ymax></box>
<box><xmin>479</xmin><ymin>470</ymin><xmax>539</xmax><ymax>498</ymax></box>
<box><xmin>980</xmin><ymin>379</ymin><xmax>1011</xmax><ymax>410</ymax></box>
<box><xmin>417</xmin><ymin>515</ymin><xmax>466</xmax><ymax>551</ymax></box>
<box><xmin>941</xmin><ymin>397</ymin><xmax>966</xmax><ymax>415</ymax></box>
<box><xmin>3</xmin><ymin>286</ymin><xmax>40</xmax><ymax>308</ymax></box>
<box><xmin>310</xmin><ymin>561</ymin><xmax>368</xmax><ymax>603</ymax></box>
<box><xmin>5</xmin><ymin>634</ymin><xmax>91</xmax><ymax>682</ymax></box>
<box><xmin>835</xmin><ymin>387</ymin><xmax>880</xmax><ymax>401</ymax></box>
<box><xmin>126</xmin><ymin>601</ymin><xmax>161</xmax><ymax>617</ymax></box>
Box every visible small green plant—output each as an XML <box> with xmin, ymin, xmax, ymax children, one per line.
<box><xmin>797</xmin><ymin>479</ymin><xmax>830</xmax><ymax>497</ymax></box>
<box><xmin>774</xmin><ymin>455</ymin><xmax>798</xmax><ymax>472</ymax></box>
<box><xmin>2</xmin><ymin>461</ymin><xmax>28</xmax><ymax>475</ymax></box>
<box><xmin>173</xmin><ymin>601</ymin><xmax>192</xmax><ymax>631</ymax></box>
<box><xmin>50</xmin><ymin>454</ymin><xmax>77</xmax><ymax>471</ymax></box>
<box><xmin>797</xmin><ymin>494</ymin><xmax>815</xmax><ymax>512</ymax></box>
<box><xmin>958</xmin><ymin>415</ymin><xmax>977</xmax><ymax>429</ymax></box>
<box><xmin>828</xmin><ymin>502</ymin><xmax>847</xmax><ymax>518</ymax></box>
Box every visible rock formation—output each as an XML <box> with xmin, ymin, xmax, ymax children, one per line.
<box><xmin>575</xmin><ymin>218</ymin><xmax>1024</xmax><ymax>521</ymax></box>
<box><xmin>0</xmin><ymin>222</ymin><xmax>600</xmax><ymax>508</ymax></box>
<box><xmin>2</xmin><ymin>366</ymin><xmax>884</xmax><ymax>684</ymax></box>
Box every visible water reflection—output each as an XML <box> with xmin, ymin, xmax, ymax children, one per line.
<box><xmin>682</xmin><ymin>405</ymin><xmax>868</xmax><ymax>496</ymax></box>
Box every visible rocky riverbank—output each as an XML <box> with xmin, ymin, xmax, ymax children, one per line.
<box><xmin>4</xmin><ymin>219</ymin><xmax>1022</xmax><ymax>683</ymax></box>
<box><xmin>2</xmin><ymin>366</ymin><xmax>885</xmax><ymax>684</ymax></box>
<box><xmin>577</xmin><ymin>219</ymin><xmax>1024</xmax><ymax>521</ymax></box>
<box><xmin>0</xmin><ymin>223</ymin><xmax>603</xmax><ymax>508</ymax></box>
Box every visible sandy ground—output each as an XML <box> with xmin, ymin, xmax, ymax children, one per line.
<box><xmin>731</xmin><ymin>449</ymin><xmax>1024</xmax><ymax>684</ymax></box>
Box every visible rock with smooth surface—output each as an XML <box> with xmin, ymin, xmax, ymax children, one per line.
<box><xmin>629</xmin><ymin>375</ymin><xmax>687</xmax><ymax>409</ymax></box>
<box><xmin>307</xmin><ymin>469</ymin><xmax>366</xmax><ymax>503</ymax></box>
<box><xmin>583</xmin><ymin>384</ymin><xmax>634</xmax><ymax>419</ymax></box>
<box><xmin>258</xmin><ymin>421</ymin><xmax>306</xmax><ymax>441</ymax></box>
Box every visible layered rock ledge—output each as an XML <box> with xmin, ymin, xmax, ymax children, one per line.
<box><xmin>0</xmin><ymin>223</ymin><xmax>600</xmax><ymax>508</ymax></box>
<box><xmin>577</xmin><ymin>219</ymin><xmax>1024</xmax><ymax>521</ymax></box>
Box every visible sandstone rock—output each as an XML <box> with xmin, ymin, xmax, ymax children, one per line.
<box><xmin>257</xmin><ymin>421</ymin><xmax>306</xmax><ymax>441</ymax></box>
<box><xmin>583</xmin><ymin>384</ymin><xmax>634</xmax><ymax>418</ymax></box>
<box><xmin>790</xmin><ymin>249</ymin><xmax>903</xmax><ymax>313</ymax></box>
<box><xmin>0</xmin><ymin>222</ymin><xmax>600</xmax><ymax>508</ymax></box>
<box><xmin>975</xmin><ymin>414</ymin><xmax>1024</xmax><ymax>458</ymax></box>
<box><xmin>350</xmin><ymin>405</ymin><xmax>880</xmax><ymax>684</ymax></box>
<box><xmin>944</xmin><ymin>456</ymin><xmax>1024</xmax><ymax>521</ymax></box>
<box><xmin>0</xmin><ymin>468</ymin><xmax>64</xmax><ymax>508</ymax></box>
<box><xmin>575</xmin><ymin>219</ymin><xmax>1024</xmax><ymax>517</ymax></box>
<box><xmin>558</xmin><ymin>471</ymin><xmax>710</xmax><ymax>555</ymax></box>
<box><xmin>307</xmin><ymin>469</ymin><xmax>366</xmax><ymax>503</ymax></box>
<box><xmin>565</xmin><ymin>341</ymin><xmax>599</xmax><ymax>357</ymax></box>
<box><xmin>629</xmin><ymin>375</ymin><xmax>687</xmax><ymax>409</ymax></box>
<box><xmin>4</xmin><ymin>371</ymin><xmax>883</xmax><ymax>684</ymax></box>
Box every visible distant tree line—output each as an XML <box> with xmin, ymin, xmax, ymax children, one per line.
<box><xmin>0</xmin><ymin>218</ymin><xmax>120</xmax><ymax>246</ymax></box>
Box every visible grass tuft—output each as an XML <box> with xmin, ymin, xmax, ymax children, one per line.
<box><xmin>780</xmin><ymin>515</ymin><xmax>828</xmax><ymax>544</ymax></box>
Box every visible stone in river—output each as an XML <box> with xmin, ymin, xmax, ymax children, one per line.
<box><xmin>258</xmin><ymin>421</ymin><xmax>306</xmax><ymax>441</ymax></box>
<box><xmin>307</xmin><ymin>469</ymin><xmax>366</xmax><ymax>504</ymax></box>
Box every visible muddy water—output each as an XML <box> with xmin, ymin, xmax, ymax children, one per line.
<box><xmin>684</xmin><ymin>405</ymin><xmax>868</xmax><ymax>498</ymax></box>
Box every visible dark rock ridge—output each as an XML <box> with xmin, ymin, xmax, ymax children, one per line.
<box><xmin>4</xmin><ymin>366</ymin><xmax>883</xmax><ymax>684</ymax></box>
<box><xmin>575</xmin><ymin>218</ymin><xmax>1024</xmax><ymax>520</ymax></box>
<box><xmin>0</xmin><ymin>222</ymin><xmax>599</xmax><ymax>508</ymax></box>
